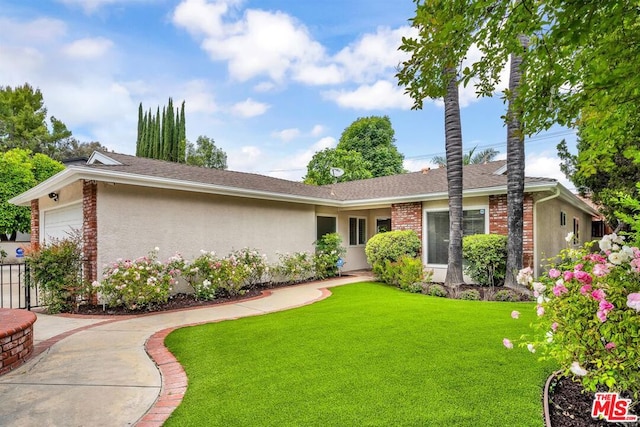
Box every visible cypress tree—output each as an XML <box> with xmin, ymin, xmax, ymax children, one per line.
<box><xmin>135</xmin><ymin>98</ymin><xmax>187</xmax><ymax>162</ymax></box>
<box><xmin>136</xmin><ymin>103</ymin><xmax>143</xmax><ymax>156</ymax></box>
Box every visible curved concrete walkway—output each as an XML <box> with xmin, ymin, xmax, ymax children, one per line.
<box><xmin>0</xmin><ymin>275</ymin><xmax>371</xmax><ymax>426</ymax></box>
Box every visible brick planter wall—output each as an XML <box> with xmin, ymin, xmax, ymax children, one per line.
<box><xmin>0</xmin><ymin>309</ymin><xmax>36</xmax><ymax>375</ymax></box>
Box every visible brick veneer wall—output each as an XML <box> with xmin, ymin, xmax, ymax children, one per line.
<box><xmin>489</xmin><ymin>194</ymin><xmax>534</xmax><ymax>267</ymax></box>
<box><xmin>83</xmin><ymin>180</ymin><xmax>98</xmax><ymax>284</ymax></box>
<box><xmin>30</xmin><ymin>199</ymin><xmax>39</xmax><ymax>251</ymax></box>
<box><xmin>391</xmin><ymin>202</ymin><xmax>423</xmax><ymax>241</ymax></box>
<box><xmin>0</xmin><ymin>309</ymin><xmax>36</xmax><ymax>376</ymax></box>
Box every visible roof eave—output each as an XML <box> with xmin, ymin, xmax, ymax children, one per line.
<box><xmin>9</xmin><ymin>167</ymin><xmax>343</xmax><ymax>207</ymax></box>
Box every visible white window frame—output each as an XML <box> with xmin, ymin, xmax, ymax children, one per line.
<box><xmin>375</xmin><ymin>216</ymin><xmax>391</xmax><ymax>233</ymax></box>
<box><xmin>316</xmin><ymin>215</ymin><xmax>338</xmax><ymax>241</ymax></box>
<box><xmin>348</xmin><ymin>216</ymin><xmax>367</xmax><ymax>246</ymax></box>
<box><xmin>423</xmin><ymin>205</ymin><xmax>489</xmax><ymax>267</ymax></box>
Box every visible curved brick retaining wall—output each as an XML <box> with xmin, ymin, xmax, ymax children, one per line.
<box><xmin>0</xmin><ymin>308</ymin><xmax>36</xmax><ymax>375</ymax></box>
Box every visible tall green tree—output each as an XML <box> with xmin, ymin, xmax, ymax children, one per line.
<box><xmin>397</xmin><ymin>0</ymin><xmax>482</xmax><ymax>287</ymax></box>
<box><xmin>303</xmin><ymin>148</ymin><xmax>373</xmax><ymax>185</ymax></box>
<box><xmin>0</xmin><ymin>149</ymin><xmax>64</xmax><ymax>241</ymax></box>
<box><xmin>337</xmin><ymin>116</ymin><xmax>404</xmax><ymax>177</ymax></box>
<box><xmin>136</xmin><ymin>98</ymin><xmax>186</xmax><ymax>163</ymax></box>
<box><xmin>0</xmin><ymin>83</ymin><xmax>72</xmax><ymax>156</ymax></box>
<box><xmin>186</xmin><ymin>135</ymin><xmax>228</xmax><ymax>169</ymax></box>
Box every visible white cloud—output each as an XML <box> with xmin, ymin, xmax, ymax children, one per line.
<box><xmin>525</xmin><ymin>152</ymin><xmax>574</xmax><ymax>191</ymax></box>
<box><xmin>266</xmin><ymin>136</ymin><xmax>337</xmax><ymax>180</ymax></box>
<box><xmin>174</xmin><ymin>2</ymin><xmax>327</xmax><ymax>83</ymax></box>
<box><xmin>253</xmin><ymin>81</ymin><xmax>276</xmax><ymax>92</ymax></box>
<box><xmin>310</xmin><ymin>125</ymin><xmax>325</xmax><ymax>137</ymax></box>
<box><xmin>323</xmin><ymin>80</ymin><xmax>413</xmax><ymax>110</ymax></box>
<box><xmin>57</xmin><ymin>0</ymin><xmax>156</xmax><ymax>14</ymax></box>
<box><xmin>227</xmin><ymin>145</ymin><xmax>263</xmax><ymax>171</ymax></box>
<box><xmin>230</xmin><ymin>98</ymin><xmax>269</xmax><ymax>117</ymax></box>
<box><xmin>293</xmin><ymin>63</ymin><xmax>343</xmax><ymax>85</ymax></box>
<box><xmin>63</xmin><ymin>37</ymin><xmax>113</xmax><ymax>59</ymax></box>
<box><xmin>334</xmin><ymin>26</ymin><xmax>416</xmax><ymax>84</ymax></box>
<box><xmin>272</xmin><ymin>128</ymin><xmax>300</xmax><ymax>142</ymax></box>
<box><xmin>179</xmin><ymin>80</ymin><xmax>218</xmax><ymax>114</ymax></box>
<box><xmin>0</xmin><ymin>17</ymin><xmax>67</xmax><ymax>44</ymax></box>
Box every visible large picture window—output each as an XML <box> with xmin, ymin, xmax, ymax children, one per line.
<box><xmin>426</xmin><ymin>209</ymin><xmax>486</xmax><ymax>265</ymax></box>
<box><xmin>317</xmin><ymin>216</ymin><xmax>337</xmax><ymax>240</ymax></box>
<box><xmin>349</xmin><ymin>217</ymin><xmax>367</xmax><ymax>246</ymax></box>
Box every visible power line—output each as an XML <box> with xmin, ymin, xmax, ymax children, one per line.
<box><xmin>256</xmin><ymin>129</ymin><xmax>576</xmax><ymax>174</ymax></box>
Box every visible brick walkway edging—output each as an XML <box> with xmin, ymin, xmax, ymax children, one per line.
<box><xmin>135</xmin><ymin>286</ymin><xmax>334</xmax><ymax>426</ymax></box>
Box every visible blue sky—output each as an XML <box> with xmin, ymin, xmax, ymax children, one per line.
<box><xmin>0</xmin><ymin>0</ymin><xmax>575</xmax><ymax>187</ymax></box>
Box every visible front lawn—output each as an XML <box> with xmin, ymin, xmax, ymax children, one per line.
<box><xmin>164</xmin><ymin>282</ymin><xmax>555</xmax><ymax>426</ymax></box>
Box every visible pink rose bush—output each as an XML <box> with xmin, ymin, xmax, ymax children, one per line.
<box><xmin>506</xmin><ymin>233</ymin><xmax>640</xmax><ymax>398</ymax></box>
<box><xmin>97</xmin><ymin>248</ymin><xmax>184</xmax><ymax>310</ymax></box>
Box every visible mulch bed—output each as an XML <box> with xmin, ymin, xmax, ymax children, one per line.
<box><xmin>74</xmin><ymin>288</ymin><xmax>265</xmax><ymax>315</ymax></box>
<box><xmin>548</xmin><ymin>375</ymin><xmax>639</xmax><ymax>427</ymax></box>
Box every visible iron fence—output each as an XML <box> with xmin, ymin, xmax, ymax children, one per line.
<box><xmin>0</xmin><ymin>263</ymin><xmax>40</xmax><ymax>310</ymax></box>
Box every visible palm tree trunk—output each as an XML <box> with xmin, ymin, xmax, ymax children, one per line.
<box><xmin>444</xmin><ymin>70</ymin><xmax>465</xmax><ymax>287</ymax></box>
<box><xmin>505</xmin><ymin>35</ymin><xmax>529</xmax><ymax>290</ymax></box>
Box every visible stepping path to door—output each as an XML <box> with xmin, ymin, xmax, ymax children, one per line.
<box><xmin>0</xmin><ymin>274</ymin><xmax>372</xmax><ymax>427</ymax></box>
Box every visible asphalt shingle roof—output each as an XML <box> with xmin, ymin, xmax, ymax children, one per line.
<box><xmin>84</xmin><ymin>152</ymin><xmax>556</xmax><ymax>202</ymax></box>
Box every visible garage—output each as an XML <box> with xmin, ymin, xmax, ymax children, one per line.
<box><xmin>41</xmin><ymin>203</ymin><xmax>83</xmax><ymax>243</ymax></box>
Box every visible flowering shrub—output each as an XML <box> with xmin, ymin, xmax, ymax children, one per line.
<box><xmin>505</xmin><ymin>233</ymin><xmax>640</xmax><ymax>398</ymax></box>
<box><xmin>314</xmin><ymin>233</ymin><xmax>346</xmax><ymax>279</ymax></box>
<box><xmin>98</xmin><ymin>248</ymin><xmax>182</xmax><ymax>310</ymax></box>
<box><xmin>183</xmin><ymin>248</ymin><xmax>268</xmax><ymax>299</ymax></box>
<box><xmin>272</xmin><ymin>252</ymin><xmax>315</xmax><ymax>284</ymax></box>
<box><xmin>27</xmin><ymin>232</ymin><xmax>86</xmax><ymax>314</ymax></box>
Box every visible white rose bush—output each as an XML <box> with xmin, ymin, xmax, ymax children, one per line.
<box><xmin>504</xmin><ymin>233</ymin><xmax>640</xmax><ymax>399</ymax></box>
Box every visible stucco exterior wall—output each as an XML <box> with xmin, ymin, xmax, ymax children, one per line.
<box><xmin>534</xmin><ymin>196</ymin><xmax>594</xmax><ymax>275</ymax></box>
<box><xmin>37</xmin><ymin>181</ymin><xmax>84</xmax><ymax>211</ymax></box>
<box><xmin>96</xmin><ymin>183</ymin><xmax>316</xmax><ymax>271</ymax></box>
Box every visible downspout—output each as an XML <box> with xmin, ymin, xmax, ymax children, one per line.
<box><xmin>532</xmin><ymin>186</ymin><xmax>561</xmax><ymax>276</ymax></box>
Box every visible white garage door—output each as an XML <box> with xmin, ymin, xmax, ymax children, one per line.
<box><xmin>42</xmin><ymin>203</ymin><xmax>83</xmax><ymax>243</ymax></box>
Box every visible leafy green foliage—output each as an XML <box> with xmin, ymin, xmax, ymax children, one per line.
<box><xmin>509</xmin><ymin>234</ymin><xmax>640</xmax><ymax>398</ymax></box>
<box><xmin>0</xmin><ymin>83</ymin><xmax>72</xmax><ymax>155</ymax></box>
<box><xmin>462</xmin><ymin>234</ymin><xmax>508</xmax><ymax>286</ymax></box>
<box><xmin>458</xmin><ymin>289</ymin><xmax>481</xmax><ymax>301</ymax></box>
<box><xmin>304</xmin><ymin>116</ymin><xmax>405</xmax><ymax>185</ymax></box>
<box><xmin>98</xmin><ymin>248</ymin><xmax>183</xmax><ymax>310</ymax></box>
<box><xmin>427</xmin><ymin>283</ymin><xmax>447</xmax><ymax>298</ymax></box>
<box><xmin>136</xmin><ymin>99</ymin><xmax>186</xmax><ymax>163</ymax></box>
<box><xmin>494</xmin><ymin>289</ymin><xmax>518</xmax><ymax>302</ymax></box>
<box><xmin>26</xmin><ymin>232</ymin><xmax>85</xmax><ymax>314</ymax></box>
<box><xmin>314</xmin><ymin>232</ymin><xmax>346</xmax><ymax>279</ymax></box>
<box><xmin>365</xmin><ymin>230</ymin><xmax>421</xmax><ymax>267</ymax></box>
<box><xmin>272</xmin><ymin>252</ymin><xmax>315</xmax><ymax>284</ymax></box>
<box><xmin>185</xmin><ymin>135</ymin><xmax>227</xmax><ymax>169</ymax></box>
<box><xmin>0</xmin><ymin>149</ymin><xmax>64</xmax><ymax>240</ymax></box>
<box><xmin>303</xmin><ymin>148</ymin><xmax>372</xmax><ymax>185</ymax></box>
<box><xmin>379</xmin><ymin>255</ymin><xmax>426</xmax><ymax>292</ymax></box>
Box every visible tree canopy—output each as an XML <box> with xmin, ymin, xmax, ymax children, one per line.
<box><xmin>0</xmin><ymin>149</ymin><xmax>64</xmax><ymax>241</ymax></box>
<box><xmin>186</xmin><ymin>135</ymin><xmax>228</xmax><ymax>169</ymax></box>
<box><xmin>303</xmin><ymin>148</ymin><xmax>373</xmax><ymax>185</ymax></box>
<box><xmin>136</xmin><ymin>99</ymin><xmax>186</xmax><ymax>163</ymax></box>
<box><xmin>0</xmin><ymin>83</ymin><xmax>72</xmax><ymax>156</ymax></box>
<box><xmin>304</xmin><ymin>116</ymin><xmax>404</xmax><ymax>185</ymax></box>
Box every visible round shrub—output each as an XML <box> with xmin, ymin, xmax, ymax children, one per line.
<box><xmin>494</xmin><ymin>289</ymin><xmax>518</xmax><ymax>302</ymax></box>
<box><xmin>462</xmin><ymin>234</ymin><xmax>507</xmax><ymax>286</ymax></box>
<box><xmin>459</xmin><ymin>289</ymin><xmax>481</xmax><ymax>301</ymax></box>
<box><xmin>365</xmin><ymin>230</ymin><xmax>421</xmax><ymax>265</ymax></box>
<box><xmin>427</xmin><ymin>284</ymin><xmax>447</xmax><ymax>298</ymax></box>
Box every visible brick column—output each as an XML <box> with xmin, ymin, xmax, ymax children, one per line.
<box><xmin>391</xmin><ymin>202</ymin><xmax>423</xmax><ymax>241</ymax></box>
<box><xmin>489</xmin><ymin>194</ymin><xmax>534</xmax><ymax>267</ymax></box>
<box><xmin>82</xmin><ymin>181</ymin><xmax>98</xmax><ymax>284</ymax></box>
<box><xmin>30</xmin><ymin>200</ymin><xmax>40</xmax><ymax>251</ymax></box>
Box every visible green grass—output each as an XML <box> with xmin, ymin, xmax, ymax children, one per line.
<box><xmin>164</xmin><ymin>282</ymin><xmax>555</xmax><ymax>426</ymax></box>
